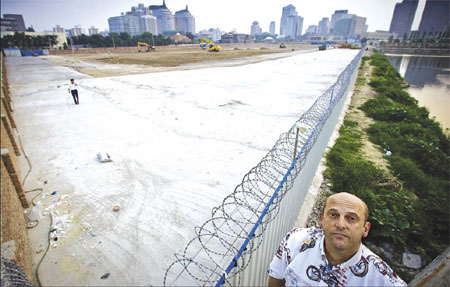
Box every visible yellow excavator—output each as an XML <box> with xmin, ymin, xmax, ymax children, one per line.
<box><xmin>137</xmin><ymin>42</ymin><xmax>155</xmax><ymax>52</ymax></box>
<box><xmin>200</xmin><ymin>37</ymin><xmax>220</xmax><ymax>52</ymax></box>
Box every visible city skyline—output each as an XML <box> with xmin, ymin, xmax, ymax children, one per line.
<box><xmin>1</xmin><ymin>0</ymin><xmax>427</xmax><ymax>35</ymax></box>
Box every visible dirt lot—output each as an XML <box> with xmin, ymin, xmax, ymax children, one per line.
<box><xmin>46</xmin><ymin>43</ymin><xmax>316</xmax><ymax>77</ymax></box>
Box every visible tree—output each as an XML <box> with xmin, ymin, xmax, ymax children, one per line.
<box><xmin>186</xmin><ymin>32</ymin><xmax>194</xmax><ymax>41</ymax></box>
<box><xmin>26</xmin><ymin>26</ymin><xmax>35</xmax><ymax>32</ymax></box>
<box><xmin>388</xmin><ymin>35</ymin><xmax>393</xmax><ymax>44</ymax></box>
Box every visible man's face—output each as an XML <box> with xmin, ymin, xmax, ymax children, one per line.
<box><xmin>71</xmin><ymin>80</ymin><xmax>74</xmax><ymax>83</ymax></box>
<box><xmin>319</xmin><ymin>193</ymin><xmax>370</xmax><ymax>254</ymax></box>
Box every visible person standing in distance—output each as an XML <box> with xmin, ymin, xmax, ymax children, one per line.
<box><xmin>267</xmin><ymin>192</ymin><xmax>406</xmax><ymax>286</ymax></box>
<box><xmin>68</xmin><ymin>78</ymin><xmax>79</xmax><ymax>105</ymax></box>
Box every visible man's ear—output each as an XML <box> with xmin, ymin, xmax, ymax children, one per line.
<box><xmin>362</xmin><ymin>221</ymin><xmax>371</xmax><ymax>238</ymax></box>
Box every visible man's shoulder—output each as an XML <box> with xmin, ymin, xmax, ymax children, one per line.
<box><xmin>356</xmin><ymin>245</ymin><xmax>406</xmax><ymax>285</ymax></box>
<box><xmin>284</xmin><ymin>227</ymin><xmax>323</xmax><ymax>247</ymax></box>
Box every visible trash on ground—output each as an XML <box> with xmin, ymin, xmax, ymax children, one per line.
<box><xmin>51</xmin><ymin>191</ymin><xmax>57</xmax><ymax>195</ymax></box>
<box><xmin>101</xmin><ymin>273</ymin><xmax>110</xmax><ymax>279</ymax></box>
<box><xmin>87</xmin><ymin>230</ymin><xmax>96</xmax><ymax>238</ymax></box>
<box><xmin>27</xmin><ymin>204</ymin><xmax>43</xmax><ymax>221</ymax></box>
<box><xmin>97</xmin><ymin>152</ymin><xmax>112</xmax><ymax>163</ymax></box>
<box><xmin>113</xmin><ymin>205</ymin><xmax>120</xmax><ymax>212</ymax></box>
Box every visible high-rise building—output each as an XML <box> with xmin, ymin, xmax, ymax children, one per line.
<box><xmin>132</xmin><ymin>3</ymin><xmax>151</xmax><ymax>17</ymax></box>
<box><xmin>53</xmin><ymin>25</ymin><xmax>65</xmax><ymax>33</ymax></box>
<box><xmin>140</xmin><ymin>15</ymin><xmax>158</xmax><ymax>35</ymax></box>
<box><xmin>269</xmin><ymin>21</ymin><xmax>275</xmax><ymax>35</ymax></box>
<box><xmin>330</xmin><ymin>10</ymin><xmax>349</xmax><ymax>34</ymax></box>
<box><xmin>2</xmin><ymin>14</ymin><xmax>26</xmax><ymax>31</ymax></box>
<box><xmin>88</xmin><ymin>26</ymin><xmax>99</xmax><ymax>35</ymax></box>
<box><xmin>334</xmin><ymin>18</ymin><xmax>352</xmax><ymax>36</ymax></box>
<box><xmin>318</xmin><ymin>17</ymin><xmax>329</xmax><ymax>35</ymax></box>
<box><xmin>70</xmin><ymin>25</ymin><xmax>83</xmax><ymax>36</ymax></box>
<box><xmin>333</xmin><ymin>15</ymin><xmax>366</xmax><ymax>38</ymax></box>
<box><xmin>351</xmin><ymin>16</ymin><xmax>367</xmax><ymax>37</ymax></box>
<box><xmin>418</xmin><ymin>0</ymin><xmax>450</xmax><ymax>38</ymax></box>
<box><xmin>286</xmin><ymin>15</ymin><xmax>303</xmax><ymax>38</ymax></box>
<box><xmin>250</xmin><ymin>21</ymin><xmax>262</xmax><ymax>36</ymax></box>
<box><xmin>149</xmin><ymin>0</ymin><xmax>175</xmax><ymax>35</ymax></box>
<box><xmin>280</xmin><ymin>4</ymin><xmax>297</xmax><ymax>35</ymax></box>
<box><xmin>389</xmin><ymin>0</ymin><xmax>418</xmax><ymax>38</ymax></box>
<box><xmin>305</xmin><ymin>25</ymin><xmax>318</xmax><ymax>34</ymax></box>
<box><xmin>108</xmin><ymin>14</ymin><xmax>140</xmax><ymax>36</ymax></box>
<box><xmin>175</xmin><ymin>5</ymin><xmax>195</xmax><ymax>34</ymax></box>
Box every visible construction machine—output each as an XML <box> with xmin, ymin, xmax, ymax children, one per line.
<box><xmin>200</xmin><ymin>37</ymin><xmax>220</xmax><ymax>52</ymax></box>
<box><xmin>137</xmin><ymin>42</ymin><xmax>155</xmax><ymax>52</ymax></box>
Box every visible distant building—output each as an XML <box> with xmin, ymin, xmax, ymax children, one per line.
<box><xmin>175</xmin><ymin>5</ymin><xmax>195</xmax><ymax>34</ymax></box>
<box><xmin>70</xmin><ymin>26</ymin><xmax>83</xmax><ymax>36</ymax></box>
<box><xmin>352</xmin><ymin>16</ymin><xmax>367</xmax><ymax>37</ymax></box>
<box><xmin>330</xmin><ymin>10</ymin><xmax>349</xmax><ymax>34</ymax></box>
<box><xmin>140</xmin><ymin>15</ymin><xmax>158</xmax><ymax>35</ymax></box>
<box><xmin>333</xmin><ymin>13</ymin><xmax>366</xmax><ymax>39</ymax></box>
<box><xmin>150</xmin><ymin>0</ymin><xmax>175</xmax><ymax>35</ymax></box>
<box><xmin>418</xmin><ymin>0</ymin><xmax>450</xmax><ymax>38</ymax></box>
<box><xmin>170</xmin><ymin>33</ymin><xmax>191</xmax><ymax>43</ymax></box>
<box><xmin>1</xmin><ymin>14</ymin><xmax>26</xmax><ymax>32</ymax></box>
<box><xmin>251</xmin><ymin>21</ymin><xmax>262</xmax><ymax>36</ymax></box>
<box><xmin>318</xmin><ymin>17</ymin><xmax>329</xmax><ymax>35</ymax></box>
<box><xmin>305</xmin><ymin>25</ymin><xmax>318</xmax><ymax>34</ymax></box>
<box><xmin>286</xmin><ymin>14</ymin><xmax>303</xmax><ymax>39</ymax></box>
<box><xmin>88</xmin><ymin>26</ymin><xmax>99</xmax><ymax>35</ymax></box>
<box><xmin>389</xmin><ymin>0</ymin><xmax>418</xmax><ymax>39</ymax></box>
<box><xmin>280</xmin><ymin>5</ymin><xmax>297</xmax><ymax>35</ymax></box>
<box><xmin>198</xmin><ymin>28</ymin><xmax>223</xmax><ymax>42</ymax></box>
<box><xmin>362</xmin><ymin>30</ymin><xmax>397</xmax><ymax>40</ymax></box>
<box><xmin>221</xmin><ymin>33</ymin><xmax>254</xmax><ymax>43</ymax></box>
<box><xmin>108</xmin><ymin>14</ymin><xmax>140</xmax><ymax>36</ymax></box>
<box><xmin>269</xmin><ymin>21</ymin><xmax>275</xmax><ymax>35</ymax></box>
<box><xmin>334</xmin><ymin>18</ymin><xmax>352</xmax><ymax>36</ymax></box>
<box><xmin>53</xmin><ymin>25</ymin><xmax>65</xmax><ymax>33</ymax></box>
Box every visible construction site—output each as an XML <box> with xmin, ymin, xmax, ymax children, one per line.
<box><xmin>1</xmin><ymin>42</ymin><xmax>448</xmax><ymax>286</ymax></box>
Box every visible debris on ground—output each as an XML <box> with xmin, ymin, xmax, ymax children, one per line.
<box><xmin>97</xmin><ymin>152</ymin><xmax>112</xmax><ymax>163</ymax></box>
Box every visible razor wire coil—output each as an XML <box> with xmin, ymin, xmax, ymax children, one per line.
<box><xmin>163</xmin><ymin>47</ymin><xmax>365</xmax><ymax>286</ymax></box>
<box><xmin>0</xmin><ymin>257</ymin><xmax>33</xmax><ymax>287</ymax></box>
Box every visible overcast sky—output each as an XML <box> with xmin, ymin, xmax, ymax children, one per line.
<box><xmin>1</xmin><ymin>0</ymin><xmax>426</xmax><ymax>34</ymax></box>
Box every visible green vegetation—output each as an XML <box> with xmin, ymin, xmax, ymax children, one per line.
<box><xmin>325</xmin><ymin>52</ymin><xmax>449</xmax><ymax>280</ymax></box>
<box><xmin>1</xmin><ymin>32</ymin><xmax>57</xmax><ymax>49</ymax></box>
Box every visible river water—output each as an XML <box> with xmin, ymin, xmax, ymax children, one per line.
<box><xmin>386</xmin><ymin>55</ymin><xmax>450</xmax><ymax>131</ymax></box>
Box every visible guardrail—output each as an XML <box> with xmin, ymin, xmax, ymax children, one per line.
<box><xmin>163</xmin><ymin>47</ymin><xmax>365</xmax><ymax>286</ymax></box>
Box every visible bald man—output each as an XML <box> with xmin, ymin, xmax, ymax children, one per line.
<box><xmin>267</xmin><ymin>192</ymin><xmax>406</xmax><ymax>286</ymax></box>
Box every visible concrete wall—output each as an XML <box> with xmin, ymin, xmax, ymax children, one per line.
<box><xmin>0</xmin><ymin>54</ymin><xmax>33</xmax><ymax>281</ymax></box>
<box><xmin>231</xmin><ymin>49</ymin><xmax>361</xmax><ymax>286</ymax></box>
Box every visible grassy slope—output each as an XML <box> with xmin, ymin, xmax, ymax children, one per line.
<box><xmin>324</xmin><ymin>52</ymin><xmax>449</xmax><ymax>281</ymax></box>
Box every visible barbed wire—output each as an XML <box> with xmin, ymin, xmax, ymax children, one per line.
<box><xmin>163</xmin><ymin>48</ymin><xmax>365</xmax><ymax>286</ymax></box>
<box><xmin>0</xmin><ymin>257</ymin><xmax>33</xmax><ymax>287</ymax></box>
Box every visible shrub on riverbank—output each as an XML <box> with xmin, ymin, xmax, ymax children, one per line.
<box><xmin>325</xmin><ymin>52</ymin><xmax>449</xmax><ymax>280</ymax></box>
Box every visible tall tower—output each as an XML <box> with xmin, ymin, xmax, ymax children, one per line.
<box><xmin>280</xmin><ymin>5</ymin><xmax>297</xmax><ymax>36</ymax></box>
<box><xmin>149</xmin><ymin>0</ymin><xmax>175</xmax><ymax>35</ymax></box>
<box><xmin>250</xmin><ymin>21</ymin><xmax>262</xmax><ymax>36</ymax></box>
<box><xmin>175</xmin><ymin>5</ymin><xmax>195</xmax><ymax>34</ymax></box>
<box><xmin>418</xmin><ymin>0</ymin><xmax>449</xmax><ymax>38</ymax></box>
<box><xmin>318</xmin><ymin>17</ymin><xmax>329</xmax><ymax>35</ymax></box>
<box><xmin>330</xmin><ymin>10</ymin><xmax>349</xmax><ymax>34</ymax></box>
<box><xmin>389</xmin><ymin>0</ymin><xmax>419</xmax><ymax>38</ymax></box>
<box><xmin>269</xmin><ymin>21</ymin><xmax>275</xmax><ymax>35</ymax></box>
